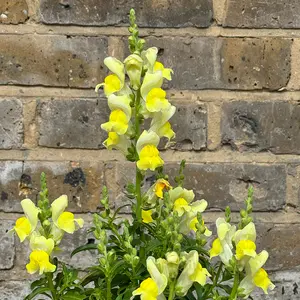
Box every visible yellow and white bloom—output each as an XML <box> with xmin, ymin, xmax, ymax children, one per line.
<box><xmin>95</xmin><ymin>57</ymin><xmax>125</xmax><ymax>96</ymax></box>
<box><xmin>103</xmin><ymin>131</ymin><xmax>131</xmax><ymax>154</ymax></box>
<box><xmin>136</xmin><ymin>130</ymin><xmax>164</xmax><ymax>171</ymax></box>
<box><xmin>51</xmin><ymin>195</ymin><xmax>84</xmax><ymax>234</ymax></box>
<box><xmin>26</xmin><ymin>250</ymin><xmax>56</xmax><ymax>275</ymax></box>
<box><xmin>141</xmin><ymin>47</ymin><xmax>158</xmax><ymax>72</ymax></box>
<box><xmin>150</xmin><ymin>105</ymin><xmax>176</xmax><ymax>141</ymax></box>
<box><xmin>146</xmin><ymin>88</ymin><xmax>170</xmax><ymax>113</ymax></box>
<box><xmin>124</xmin><ymin>54</ymin><xmax>143</xmax><ymax>90</ymax></box>
<box><xmin>132</xmin><ymin>256</ymin><xmax>167</xmax><ymax>300</ymax></box>
<box><xmin>234</xmin><ymin>222</ymin><xmax>257</xmax><ymax>270</ymax></box>
<box><xmin>209</xmin><ymin>218</ymin><xmax>236</xmax><ymax>266</ymax></box>
<box><xmin>239</xmin><ymin>250</ymin><xmax>275</xmax><ymax>298</ymax></box>
<box><xmin>30</xmin><ymin>233</ymin><xmax>55</xmax><ymax>255</ymax></box>
<box><xmin>13</xmin><ymin>199</ymin><xmax>40</xmax><ymax>242</ymax></box>
<box><xmin>144</xmin><ymin>179</ymin><xmax>171</xmax><ymax>205</ymax></box>
<box><xmin>141</xmin><ymin>71</ymin><xmax>163</xmax><ymax>102</ymax></box>
<box><xmin>154</xmin><ymin>61</ymin><xmax>173</xmax><ymax>81</ymax></box>
<box><xmin>176</xmin><ymin>250</ymin><xmax>210</xmax><ymax>296</ymax></box>
<box><xmin>142</xmin><ymin>209</ymin><xmax>154</xmax><ymax>224</ymax></box>
<box><xmin>101</xmin><ymin>109</ymin><xmax>130</xmax><ymax>135</ymax></box>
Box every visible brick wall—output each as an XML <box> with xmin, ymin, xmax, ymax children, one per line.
<box><xmin>0</xmin><ymin>1</ymin><xmax>300</xmax><ymax>299</ymax></box>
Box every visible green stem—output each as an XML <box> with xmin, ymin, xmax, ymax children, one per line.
<box><xmin>134</xmin><ymin>89</ymin><xmax>142</xmax><ymax>222</ymax></box>
<box><xmin>106</xmin><ymin>276</ymin><xmax>112</xmax><ymax>300</ymax></box>
<box><xmin>168</xmin><ymin>281</ymin><xmax>176</xmax><ymax>300</ymax></box>
<box><xmin>229</xmin><ymin>267</ymin><xmax>240</xmax><ymax>300</ymax></box>
<box><xmin>46</xmin><ymin>272</ymin><xmax>58</xmax><ymax>300</ymax></box>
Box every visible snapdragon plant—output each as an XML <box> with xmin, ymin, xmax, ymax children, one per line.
<box><xmin>11</xmin><ymin>9</ymin><xmax>275</xmax><ymax>300</ymax></box>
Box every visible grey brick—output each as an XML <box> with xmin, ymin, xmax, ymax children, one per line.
<box><xmin>0</xmin><ymin>35</ymin><xmax>108</xmax><ymax>88</ymax></box>
<box><xmin>0</xmin><ymin>99</ymin><xmax>23</xmax><ymax>149</ymax></box>
<box><xmin>141</xmin><ymin>37</ymin><xmax>291</xmax><ymax>91</ymax></box>
<box><xmin>0</xmin><ymin>161</ymin><xmax>24</xmax><ymax>212</ymax></box>
<box><xmin>40</xmin><ymin>0</ymin><xmax>213</xmax><ymax>28</ymax></box>
<box><xmin>38</xmin><ymin>99</ymin><xmax>109</xmax><ymax>149</ymax></box>
<box><xmin>0</xmin><ymin>281</ymin><xmax>31</xmax><ymax>300</ymax></box>
<box><xmin>23</xmin><ymin>161</ymin><xmax>105</xmax><ymax>213</ymax></box>
<box><xmin>224</xmin><ymin>0</ymin><xmax>300</xmax><ymax>28</ymax></box>
<box><xmin>222</xmin><ymin>101</ymin><xmax>300</xmax><ymax>154</ymax></box>
<box><xmin>0</xmin><ymin>220</ymin><xmax>15</xmax><ymax>270</ymax></box>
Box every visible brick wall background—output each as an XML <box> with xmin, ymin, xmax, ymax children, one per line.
<box><xmin>0</xmin><ymin>0</ymin><xmax>300</xmax><ymax>299</ymax></box>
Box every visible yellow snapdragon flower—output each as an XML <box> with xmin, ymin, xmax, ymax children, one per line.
<box><xmin>30</xmin><ymin>233</ymin><xmax>55</xmax><ymax>255</ymax></box>
<box><xmin>146</xmin><ymin>88</ymin><xmax>170</xmax><ymax>113</ymax></box>
<box><xmin>26</xmin><ymin>250</ymin><xmax>56</xmax><ymax>275</ymax></box>
<box><xmin>136</xmin><ymin>130</ymin><xmax>164</xmax><ymax>171</ymax></box>
<box><xmin>103</xmin><ymin>132</ymin><xmax>130</xmax><ymax>154</ymax></box>
<box><xmin>209</xmin><ymin>218</ymin><xmax>236</xmax><ymax>266</ymax></box>
<box><xmin>14</xmin><ymin>199</ymin><xmax>40</xmax><ymax>242</ymax></box>
<box><xmin>176</xmin><ymin>250</ymin><xmax>210</xmax><ymax>296</ymax></box>
<box><xmin>154</xmin><ymin>179</ymin><xmax>171</xmax><ymax>198</ymax></box>
<box><xmin>141</xmin><ymin>47</ymin><xmax>158</xmax><ymax>72</ymax></box>
<box><xmin>124</xmin><ymin>54</ymin><xmax>143</xmax><ymax>90</ymax></box>
<box><xmin>51</xmin><ymin>195</ymin><xmax>84</xmax><ymax>234</ymax></box>
<box><xmin>142</xmin><ymin>209</ymin><xmax>154</xmax><ymax>223</ymax></box>
<box><xmin>154</xmin><ymin>61</ymin><xmax>173</xmax><ymax>81</ymax></box>
<box><xmin>137</xmin><ymin>145</ymin><xmax>164</xmax><ymax>171</ymax></box>
<box><xmin>239</xmin><ymin>250</ymin><xmax>275</xmax><ymax>297</ymax></box>
<box><xmin>95</xmin><ymin>57</ymin><xmax>125</xmax><ymax>96</ymax></box>
<box><xmin>132</xmin><ymin>256</ymin><xmax>167</xmax><ymax>300</ymax></box>
<box><xmin>101</xmin><ymin>109</ymin><xmax>129</xmax><ymax>135</ymax></box>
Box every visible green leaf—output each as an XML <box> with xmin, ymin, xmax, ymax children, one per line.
<box><xmin>61</xmin><ymin>291</ymin><xmax>86</xmax><ymax>300</ymax></box>
<box><xmin>30</xmin><ymin>277</ymin><xmax>47</xmax><ymax>290</ymax></box>
<box><xmin>71</xmin><ymin>244</ymin><xmax>98</xmax><ymax>257</ymax></box>
<box><xmin>24</xmin><ymin>287</ymin><xmax>50</xmax><ymax>300</ymax></box>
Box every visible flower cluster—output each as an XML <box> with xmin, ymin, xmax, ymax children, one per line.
<box><xmin>12</xmin><ymin>179</ymin><xmax>83</xmax><ymax>276</ymax></box>
<box><xmin>210</xmin><ymin>218</ymin><xmax>275</xmax><ymax>298</ymax></box>
<box><xmin>97</xmin><ymin>46</ymin><xmax>175</xmax><ymax>171</ymax></box>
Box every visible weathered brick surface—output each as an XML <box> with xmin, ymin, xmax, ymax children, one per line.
<box><xmin>114</xmin><ymin>162</ymin><xmax>286</xmax><ymax>212</ymax></box>
<box><xmin>0</xmin><ymin>35</ymin><xmax>108</xmax><ymax>88</ymax></box>
<box><xmin>166</xmin><ymin>102</ymin><xmax>207</xmax><ymax>150</ymax></box>
<box><xmin>0</xmin><ymin>220</ymin><xmax>15</xmax><ymax>270</ymax></box>
<box><xmin>38</xmin><ymin>99</ymin><xmax>109</xmax><ymax>149</ymax></box>
<box><xmin>257</xmin><ymin>224</ymin><xmax>300</xmax><ymax>271</ymax></box>
<box><xmin>0</xmin><ymin>281</ymin><xmax>31</xmax><ymax>300</ymax></box>
<box><xmin>40</xmin><ymin>0</ymin><xmax>213</xmax><ymax>28</ymax></box>
<box><xmin>0</xmin><ymin>99</ymin><xmax>23</xmax><ymax>149</ymax></box>
<box><xmin>220</xmin><ymin>38</ymin><xmax>291</xmax><ymax>90</ymax></box>
<box><xmin>23</xmin><ymin>161</ymin><xmax>105</xmax><ymax>212</ymax></box>
<box><xmin>143</xmin><ymin>37</ymin><xmax>291</xmax><ymax>90</ymax></box>
<box><xmin>0</xmin><ymin>161</ymin><xmax>24</xmax><ymax>212</ymax></box>
<box><xmin>0</xmin><ymin>0</ymin><xmax>28</xmax><ymax>24</ymax></box>
<box><xmin>221</xmin><ymin>101</ymin><xmax>300</xmax><ymax>154</ymax></box>
<box><xmin>224</xmin><ymin>0</ymin><xmax>300</xmax><ymax>29</ymax></box>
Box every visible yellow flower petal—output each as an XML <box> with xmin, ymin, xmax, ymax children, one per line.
<box><xmin>26</xmin><ymin>250</ymin><xmax>56</xmax><ymax>275</ymax></box>
<box><xmin>141</xmin><ymin>71</ymin><xmax>163</xmax><ymax>101</ymax></box>
<box><xmin>210</xmin><ymin>238</ymin><xmax>223</xmax><ymax>258</ymax></box>
<box><xmin>236</xmin><ymin>240</ymin><xmax>257</xmax><ymax>260</ymax></box>
<box><xmin>57</xmin><ymin>211</ymin><xmax>76</xmax><ymax>234</ymax></box>
<box><xmin>14</xmin><ymin>217</ymin><xmax>31</xmax><ymax>242</ymax></box>
<box><xmin>137</xmin><ymin>145</ymin><xmax>164</xmax><ymax>171</ymax></box>
<box><xmin>124</xmin><ymin>54</ymin><xmax>143</xmax><ymax>90</ymax></box>
<box><xmin>30</xmin><ymin>234</ymin><xmax>55</xmax><ymax>255</ymax></box>
<box><xmin>21</xmin><ymin>199</ymin><xmax>40</xmax><ymax>231</ymax></box>
<box><xmin>136</xmin><ymin>130</ymin><xmax>160</xmax><ymax>154</ymax></box>
<box><xmin>51</xmin><ymin>195</ymin><xmax>68</xmax><ymax>224</ymax></box>
<box><xmin>154</xmin><ymin>179</ymin><xmax>171</xmax><ymax>198</ymax></box>
<box><xmin>146</xmin><ymin>88</ymin><xmax>170</xmax><ymax>113</ymax></box>
<box><xmin>173</xmin><ymin>198</ymin><xmax>190</xmax><ymax>217</ymax></box>
<box><xmin>101</xmin><ymin>109</ymin><xmax>129</xmax><ymax>135</ymax></box>
<box><xmin>154</xmin><ymin>61</ymin><xmax>173</xmax><ymax>80</ymax></box>
<box><xmin>104</xmin><ymin>74</ymin><xmax>122</xmax><ymax>96</ymax></box>
<box><xmin>132</xmin><ymin>278</ymin><xmax>158</xmax><ymax>300</ymax></box>
<box><xmin>253</xmin><ymin>268</ymin><xmax>275</xmax><ymax>294</ymax></box>
<box><xmin>142</xmin><ymin>210</ymin><xmax>154</xmax><ymax>224</ymax></box>
<box><xmin>190</xmin><ymin>263</ymin><xmax>211</xmax><ymax>286</ymax></box>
